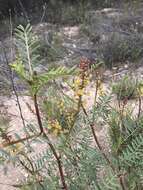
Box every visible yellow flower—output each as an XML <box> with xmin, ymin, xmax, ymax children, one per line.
<box><xmin>7</xmin><ymin>143</ymin><xmax>23</xmax><ymax>156</ymax></box>
<box><xmin>97</xmin><ymin>80</ymin><xmax>105</xmax><ymax>96</ymax></box>
<box><xmin>98</xmin><ymin>87</ymin><xmax>104</xmax><ymax>96</ymax></box>
<box><xmin>48</xmin><ymin>120</ymin><xmax>62</xmax><ymax>136</ymax></box>
<box><xmin>54</xmin><ymin>121</ymin><xmax>62</xmax><ymax>130</ymax></box>
<box><xmin>73</xmin><ymin>74</ymin><xmax>90</xmax><ymax>99</ymax></box>
<box><xmin>75</xmin><ymin>89</ymin><xmax>84</xmax><ymax>96</ymax></box>
<box><xmin>83</xmin><ymin>76</ymin><xmax>90</xmax><ymax>86</ymax></box>
<box><xmin>53</xmin><ymin>129</ymin><xmax>59</xmax><ymax>136</ymax></box>
<box><xmin>74</xmin><ymin>77</ymin><xmax>82</xmax><ymax>86</ymax></box>
<box><xmin>58</xmin><ymin>101</ymin><xmax>64</xmax><ymax>110</ymax></box>
<box><xmin>60</xmin><ymin>101</ymin><xmax>64</xmax><ymax>108</ymax></box>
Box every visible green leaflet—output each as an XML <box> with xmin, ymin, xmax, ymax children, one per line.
<box><xmin>11</xmin><ymin>24</ymin><xmax>78</xmax><ymax>95</ymax></box>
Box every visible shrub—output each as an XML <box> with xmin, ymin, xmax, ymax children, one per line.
<box><xmin>38</xmin><ymin>32</ymin><xmax>66</xmax><ymax>64</ymax></box>
<box><xmin>112</xmin><ymin>75</ymin><xmax>139</xmax><ymax>100</ymax></box>
<box><xmin>101</xmin><ymin>33</ymin><xmax>143</xmax><ymax>67</ymax></box>
<box><xmin>81</xmin><ymin>7</ymin><xmax>143</xmax><ymax>68</ymax></box>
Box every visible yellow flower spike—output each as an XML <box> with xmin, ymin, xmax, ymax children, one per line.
<box><xmin>74</xmin><ymin>77</ymin><xmax>82</xmax><ymax>86</ymax></box>
<box><xmin>98</xmin><ymin>88</ymin><xmax>104</xmax><ymax>96</ymax></box>
<box><xmin>83</xmin><ymin>79</ymin><xmax>89</xmax><ymax>86</ymax></box>
<box><xmin>53</xmin><ymin>129</ymin><xmax>59</xmax><ymax>136</ymax></box>
<box><xmin>7</xmin><ymin>143</ymin><xmax>23</xmax><ymax>156</ymax></box>
<box><xmin>97</xmin><ymin>80</ymin><xmax>105</xmax><ymax>96</ymax></box>
<box><xmin>48</xmin><ymin>120</ymin><xmax>53</xmax><ymax>129</ymax></box>
<box><xmin>55</xmin><ymin>122</ymin><xmax>62</xmax><ymax>130</ymax></box>
<box><xmin>58</xmin><ymin>101</ymin><xmax>64</xmax><ymax>110</ymax></box>
<box><xmin>48</xmin><ymin>119</ymin><xmax>62</xmax><ymax>136</ymax></box>
<box><xmin>73</xmin><ymin>72</ymin><xmax>90</xmax><ymax>99</ymax></box>
<box><xmin>76</xmin><ymin>89</ymin><xmax>84</xmax><ymax>96</ymax></box>
<box><xmin>48</xmin><ymin>125</ymin><xmax>52</xmax><ymax>130</ymax></box>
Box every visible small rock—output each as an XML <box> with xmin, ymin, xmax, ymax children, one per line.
<box><xmin>24</xmin><ymin>173</ymin><xmax>29</xmax><ymax>178</ymax></box>
<box><xmin>124</xmin><ymin>64</ymin><xmax>128</xmax><ymax>69</ymax></box>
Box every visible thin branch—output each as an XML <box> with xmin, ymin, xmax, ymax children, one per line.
<box><xmin>81</xmin><ymin>103</ymin><xmax>115</xmax><ymax>172</ymax></box>
<box><xmin>33</xmin><ymin>94</ymin><xmax>44</xmax><ymax>134</ymax></box>
<box><xmin>18</xmin><ymin>0</ymin><xmax>29</xmax><ymax>22</ymax></box>
<box><xmin>0</xmin><ymin>133</ymin><xmax>40</xmax><ymax>148</ymax></box>
<box><xmin>44</xmin><ymin>136</ymin><xmax>68</xmax><ymax>190</ymax></box>
<box><xmin>81</xmin><ymin>103</ymin><xmax>127</xmax><ymax>190</ymax></box>
<box><xmin>119</xmin><ymin>176</ymin><xmax>126</xmax><ymax>190</ymax></box>
<box><xmin>0</xmin><ymin>41</ymin><xmax>27</xmax><ymax>130</ymax></box>
<box><xmin>33</xmin><ymin>93</ymin><xmax>68</xmax><ymax>190</ymax></box>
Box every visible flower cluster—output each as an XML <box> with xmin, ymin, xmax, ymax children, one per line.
<box><xmin>57</xmin><ymin>100</ymin><xmax>76</xmax><ymax>128</ymax></box>
<box><xmin>73</xmin><ymin>58</ymin><xmax>90</xmax><ymax>98</ymax></box>
<box><xmin>79</xmin><ymin>57</ymin><xmax>91</xmax><ymax>71</ymax></box>
<box><xmin>73</xmin><ymin>73</ymin><xmax>90</xmax><ymax>98</ymax></box>
<box><xmin>57</xmin><ymin>100</ymin><xmax>65</xmax><ymax>110</ymax></box>
<box><xmin>6</xmin><ymin>143</ymin><xmax>23</xmax><ymax>157</ymax></box>
<box><xmin>48</xmin><ymin>119</ymin><xmax>62</xmax><ymax>136</ymax></box>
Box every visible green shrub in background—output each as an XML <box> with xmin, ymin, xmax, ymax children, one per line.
<box><xmin>112</xmin><ymin>75</ymin><xmax>139</xmax><ymax>100</ymax></box>
<box><xmin>81</xmin><ymin>27</ymin><xmax>143</xmax><ymax>68</ymax></box>
<box><xmin>81</xmin><ymin>5</ymin><xmax>143</xmax><ymax>68</ymax></box>
<box><xmin>38</xmin><ymin>32</ymin><xmax>66</xmax><ymax>64</ymax></box>
<box><xmin>101</xmin><ymin>34</ymin><xmax>143</xmax><ymax>68</ymax></box>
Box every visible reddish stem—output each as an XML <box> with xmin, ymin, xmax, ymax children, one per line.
<box><xmin>33</xmin><ymin>93</ymin><xmax>68</xmax><ymax>190</ymax></box>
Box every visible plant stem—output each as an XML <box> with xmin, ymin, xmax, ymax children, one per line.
<box><xmin>33</xmin><ymin>93</ymin><xmax>68</xmax><ymax>190</ymax></box>
<box><xmin>82</xmin><ymin>104</ymin><xmax>127</xmax><ymax>190</ymax></box>
<box><xmin>43</xmin><ymin>133</ymin><xmax>68</xmax><ymax>190</ymax></box>
<box><xmin>81</xmin><ymin>104</ymin><xmax>115</xmax><ymax>172</ymax></box>
<box><xmin>119</xmin><ymin>176</ymin><xmax>126</xmax><ymax>190</ymax></box>
<box><xmin>0</xmin><ymin>133</ymin><xmax>40</xmax><ymax>148</ymax></box>
<box><xmin>0</xmin><ymin>41</ymin><xmax>26</xmax><ymax>130</ymax></box>
<box><xmin>33</xmin><ymin>94</ymin><xmax>44</xmax><ymax>134</ymax></box>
